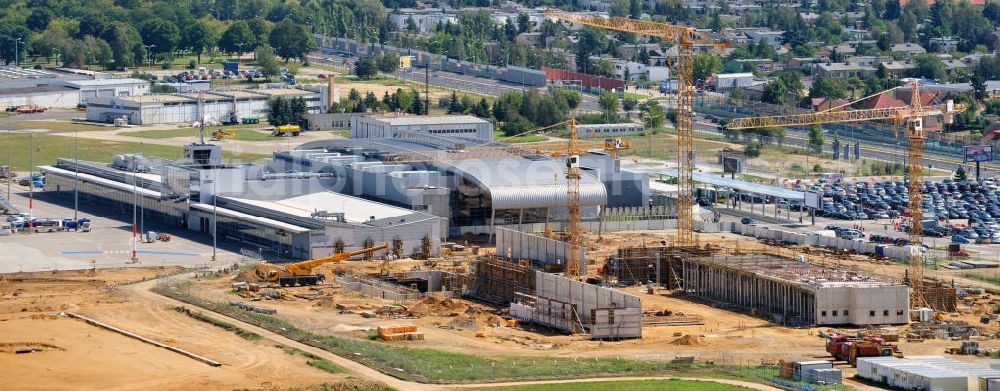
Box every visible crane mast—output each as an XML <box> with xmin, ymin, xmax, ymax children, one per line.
<box><xmin>725</xmin><ymin>82</ymin><xmax>964</xmax><ymax>308</ymax></box>
<box><xmin>544</xmin><ymin>10</ymin><xmax>724</xmax><ymax>247</ymax></box>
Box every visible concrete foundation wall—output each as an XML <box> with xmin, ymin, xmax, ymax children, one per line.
<box><xmin>534</xmin><ymin>271</ymin><xmax>641</xmax><ymax>325</ymax></box>
<box><xmin>495</xmin><ymin>227</ymin><xmax>584</xmax><ymax>272</ymax></box>
<box><xmin>816</xmin><ymin>285</ymin><xmax>910</xmax><ymax>325</ymax></box>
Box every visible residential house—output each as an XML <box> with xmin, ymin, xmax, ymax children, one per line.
<box><xmin>734</xmin><ymin>58</ymin><xmax>782</xmax><ymax>73</ymax></box>
<box><xmin>745</xmin><ymin>30</ymin><xmax>785</xmax><ymax>48</ymax></box>
<box><xmin>389</xmin><ymin>9</ymin><xmax>458</xmax><ymax>35</ymax></box>
<box><xmin>880</xmin><ymin>60</ymin><xmax>916</xmax><ymax>77</ymax></box>
<box><xmin>810</xmin><ymin>97</ymin><xmax>851</xmax><ymax>111</ymax></box>
<box><xmin>616</xmin><ymin>43</ymin><xmax>663</xmax><ymax>62</ymax></box>
<box><xmin>890</xmin><ymin>43</ymin><xmax>926</xmax><ymax>57</ymax></box>
<box><xmin>813</xmin><ymin>62</ymin><xmax>874</xmax><ymax>79</ymax></box>
<box><xmin>859</xmin><ymin>89</ymin><xmax>944</xmax><ymax>132</ymax></box>
<box><xmin>930</xmin><ymin>37</ymin><xmax>960</xmax><ymax>53</ymax></box>
<box><xmin>960</xmin><ymin>52</ymin><xmax>993</xmax><ymax>67</ymax></box>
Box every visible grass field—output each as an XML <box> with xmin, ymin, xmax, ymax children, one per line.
<box><xmin>471</xmin><ymin>379</ymin><xmax>749</xmax><ymax>391</ymax></box>
<box><xmin>493</xmin><ymin>130</ymin><xmax>547</xmax><ymax>143</ymax></box>
<box><xmin>119</xmin><ymin>127</ymin><xmax>274</xmax><ymax>141</ymax></box>
<box><xmin>155</xmin><ymin>283</ymin><xmax>771</xmax><ymax>385</ymax></box>
<box><xmin>10</xmin><ymin>120</ymin><xmax>118</xmax><ymax>132</ymax></box>
<box><xmin>331</xmin><ymin>129</ymin><xmax>351</xmax><ymax>138</ymax></box>
<box><xmin>0</xmin><ymin>133</ymin><xmax>268</xmax><ymax>171</ymax></box>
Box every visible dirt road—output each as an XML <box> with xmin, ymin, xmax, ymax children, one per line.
<box><xmin>130</xmin><ymin>274</ymin><xmax>787</xmax><ymax>391</ymax></box>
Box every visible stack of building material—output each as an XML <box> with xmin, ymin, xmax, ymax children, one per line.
<box><xmin>791</xmin><ymin>360</ymin><xmax>833</xmax><ymax>381</ymax></box>
<box><xmin>377</xmin><ymin>324</ymin><xmax>424</xmax><ymax>341</ymax></box>
<box><xmin>509</xmin><ymin>293</ymin><xmax>581</xmax><ymax>334</ymax></box>
<box><xmin>803</xmin><ymin>368</ymin><xmax>842</xmax><ymax>385</ymax></box>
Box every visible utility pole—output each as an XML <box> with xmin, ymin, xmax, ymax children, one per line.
<box><xmin>132</xmin><ymin>160</ymin><xmax>138</xmax><ymax>262</ymax></box>
<box><xmin>6</xmin><ymin>131</ymin><xmax>11</xmax><ymax>202</ymax></box>
<box><xmin>73</xmin><ymin>130</ymin><xmax>79</xmax><ymax>220</ymax></box>
<box><xmin>424</xmin><ymin>64</ymin><xmax>429</xmax><ymax>116</ymax></box>
<box><xmin>27</xmin><ymin>132</ymin><xmax>33</xmax><ymax>234</ymax></box>
<box><xmin>212</xmin><ymin>174</ymin><xmax>217</xmax><ymax>262</ymax></box>
<box><xmin>13</xmin><ymin>38</ymin><xmax>22</xmax><ymax>69</ymax></box>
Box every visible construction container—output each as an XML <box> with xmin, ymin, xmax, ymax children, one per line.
<box><xmin>857</xmin><ymin>357</ymin><xmax>970</xmax><ymax>391</ymax></box>
<box><xmin>803</xmin><ymin>368</ymin><xmax>842</xmax><ymax>385</ymax></box>
<box><xmin>791</xmin><ymin>360</ymin><xmax>833</xmax><ymax>381</ymax></box>
<box><xmin>983</xmin><ymin>376</ymin><xmax>1000</xmax><ymax>391</ymax></box>
<box><xmin>779</xmin><ymin>361</ymin><xmax>793</xmax><ymax>378</ymax></box>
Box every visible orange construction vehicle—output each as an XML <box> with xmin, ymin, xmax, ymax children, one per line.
<box><xmin>826</xmin><ymin>334</ymin><xmax>902</xmax><ymax>366</ymax></box>
<box><xmin>256</xmin><ymin>243</ymin><xmax>389</xmax><ymax>286</ymax></box>
<box><xmin>15</xmin><ymin>105</ymin><xmax>47</xmax><ymax>114</ymax></box>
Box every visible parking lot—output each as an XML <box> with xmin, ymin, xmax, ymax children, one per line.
<box><xmin>706</xmin><ymin>177</ymin><xmax>1000</xmax><ymax>264</ymax></box>
<box><xmin>0</xmin><ymin>184</ymin><xmax>241</xmax><ymax>273</ymax></box>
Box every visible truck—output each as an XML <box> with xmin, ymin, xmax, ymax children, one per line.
<box><xmin>15</xmin><ymin>105</ymin><xmax>47</xmax><ymax>114</ymax></box>
<box><xmin>9</xmin><ymin>217</ymin><xmax>90</xmax><ymax>232</ymax></box>
<box><xmin>271</xmin><ymin>124</ymin><xmax>301</xmax><ymax>137</ymax></box>
<box><xmin>0</xmin><ymin>166</ymin><xmax>15</xmax><ymax>179</ymax></box>
<box><xmin>826</xmin><ymin>334</ymin><xmax>901</xmax><ymax>366</ymax></box>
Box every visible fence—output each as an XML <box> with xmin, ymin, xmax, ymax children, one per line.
<box><xmin>315</xmin><ymin>35</ymin><xmax>546</xmax><ymax>87</ymax></box>
<box><xmin>720</xmin><ymin>221</ymin><xmax>915</xmax><ymax>262</ymax></box>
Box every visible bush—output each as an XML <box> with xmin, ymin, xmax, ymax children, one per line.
<box><xmin>161</xmin><ymin>61</ymin><xmax>172</xmax><ymax>69</ymax></box>
<box><xmin>744</xmin><ymin>142</ymin><xmax>761</xmax><ymax>158</ymax></box>
<box><xmin>187</xmin><ymin>59</ymin><xmax>196</xmax><ymax>69</ymax></box>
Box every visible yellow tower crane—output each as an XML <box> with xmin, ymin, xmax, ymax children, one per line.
<box><xmin>384</xmin><ymin>119</ymin><xmax>629</xmax><ymax>277</ymax></box>
<box><xmin>724</xmin><ymin>82</ymin><xmax>966</xmax><ymax>308</ymax></box>
<box><xmin>545</xmin><ymin>9</ymin><xmax>729</xmax><ymax>247</ymax></box>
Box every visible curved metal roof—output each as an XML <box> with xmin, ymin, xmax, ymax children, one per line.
<box><xmin>436</xmin><ymin>157</ymin><xmax>607</xmax><ymax>209</ymax></box>
<box><xmin>656</xmin><ymin>168</ymin><xmax>805</xmax><ymax>201</ymax></box>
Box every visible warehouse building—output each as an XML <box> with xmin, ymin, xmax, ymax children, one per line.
<box><xmin>0</xmin><ymin>67</ymin><xmax>149</xmax><ymax>109</ymax></box>
<box><xmin>576</xmin><ymin>122</ymin><xmax>644</xmax><ymax>137</ymax></box>
<box><xmin>857</xmin><ymin>356</ymin><xmax>1000</xmax><ymax>391</ymax></box>
<box><xmin>681</xmin><ymin>253</ymin><xmax>909</xmax><ymax>326</ymax></box>
<box><xmin>39</xmin><ymin>142</ymin><xmax>443</xmax><ymax>261</ymax></box>
<box><xmin>85</xmin><ymin>87</ymin><xmax>325</xmax><ymax>125</ymax></box>
<box><xmin>281</xmin><ymin>136</ymin><xmax>648</xmax><ymax>237</ymax></box>
<box><xmin>351</xmin><ymin>114</ymin><xmax>493</xmax><ymax>141</ymax></box>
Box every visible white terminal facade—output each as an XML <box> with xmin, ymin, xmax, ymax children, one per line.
<box><xmin>85</xmin><ymin>87</ymin><xmax>326</xmax><ymax>125</ymax></box>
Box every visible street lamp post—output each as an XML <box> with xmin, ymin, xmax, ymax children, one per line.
<box><xmin>143</xmin><ymin>44</ymin><xmax>156</xmax><ymax>67</ymax></box>
<box><xmin>13</xmin><ymin>38</ymin><xmax>23</xmax><ymax>69</ymax></box>
<box><xmin>74</xmin><ymin>130</ymin><xmax>79</xmax><ymax>221</ymax></box>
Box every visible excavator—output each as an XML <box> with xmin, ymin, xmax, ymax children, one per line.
<box><xmin>211</xmin><ymin>129</ymin><xmax>236</xmax><ymax>141</ymax></box>
<box><xmin>256</xmin><ymin>243</ymin><xmax>389</xmax><ymax>286</ymax></box>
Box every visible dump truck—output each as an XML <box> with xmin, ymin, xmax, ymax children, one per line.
<box><xmin>271</xmin><ymin>124</ymin><xmax>301</xmax><ymax>137</ymax></box>
<box><xmin>826</xmin><ymin>334</ymin><xmax>902</xmax><ymax>366</ymax></box>
<box><xmin>256</xmin><ymin>243</ymin><xmax>389</xmax><ymax>286</ymax></box>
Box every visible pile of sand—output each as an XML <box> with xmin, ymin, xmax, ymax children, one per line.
<box><xmin>233</xmin><ymin>264</ymin><xmax>274</xmax><ymax>283</ymax></box>
<box><xmin>407</xmin><ymin>296</ymin><xmax>471</xmax><ymax>316</ymax></box>
<box><xmin>670</xmin><ymin>334</ymin><xmax>708</xmax><ymax>346</ymax></box>
<box><xmin>446</xmin><ymin>313</ymin><xmax>507</xmax><ymax>330</ymax></box>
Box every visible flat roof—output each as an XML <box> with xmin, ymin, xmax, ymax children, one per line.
<box><xmin>368</xmin><ymin>114</ymin><xmax>490</xmax><ymax>126</ymax></box>
<box><xmin>0</xmin><ymin>86</ymin><xmax>77</xmax><ymax>95</ymax></box>
<box><xmin>222</xmin><ymin>191</ymin><xmax>414</xmax><ymax>224</ymax></box>
<box><xmin>256</xmin><ymin>88</ymin><xmax>314</xmax><ymax>97</ymax></box>
<box><xmin>190</xmin><ymin>203</ymin><xmax>311</xmax><ymax>234</ymax></box>
<box><xmin>693</xmin><ymin>254</ymin><xmax>901</xmax><ymax>288</ymax></box>
<box><xmin>61</xmin><ymin>78</ymin><xmax>149</xmax><ymax>87</ymax></box>
<box><xmin>215</xmin><ymin>90</ymin><xmax>264</xmax><ymax>99</ymax></box>
<box><xmin>39</xmin><ymin>166</ymin><xmax>161</xmax><ymax>199</ymax></box>
<box><xmin>656</xmin><ymin>169</ymin><xmax>805</xmax><ymax>201</ymax></box>
<box><xmin>122</xmin><ymin>94</ymin><xmax>194</xmax><ymax>104</ymax></box>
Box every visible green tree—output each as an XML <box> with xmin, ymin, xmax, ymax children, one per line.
<box><xmin>471</xmin><ymin>98</ymin><xmax>491</xmax><ymax>118</ymax></box>
<box><xmin>762</xmin><ymin>79</ymin><xmax>788</xmax><ymax>105</ymax></box>
<box><xmin>220</xmin><ymin>20</ymin><xmax>254</xmax><ymax>57</ymax></box>
<box><xmin>182</xmin><ymin>21</ymin><xmax>215</xmax><ymax>64</ymax></box>
<box><xmin>808</xmin><ymin>124</ymin><xmax>824</xmax><ymax>154</ymax></box>
<box><xmin>26</xmin><ymin>9</ymin><xmax>51</xmax><ymax>32</ymax></box>
<box><xmin>0</xmin><ymin>23</ymin><xmax>31</xmax><ymax>66</ymax></box>
<box><xmin>378</xmin><ymin>52</ymin><xmax>399</xmax><ymax>74</ymax></box>
<box><xmin>744</xmin><ymin>141</ymin><xmax>762</xmax><ymax>158</ymax></box>
<box><xmin>972</xmin><ymin>71</ymin><xmax>987</xmax><ymax>101</ymax></box>
<box><xmin>912</xmin><ymin>53</ymin><xmax>947</xmax><ymax>81</ymax></box>
<box><xmin>598</xmin><ymin>92</ymin><xmax>619</xmax><ymax>121</ymax></box>
<box><xmin>102</xmin><ymin>22</ymin><xmax>143</xmax><ymax>70</ymax></box>
<box><xmin>641</xmin><ymin>102</ymin><xmax>665</xmax><ymax>129</ymax></box>
<box><xmin>955</xmin><ymin>165</ymin><xmax>968</xmax><ymax>181</ymax></box>
<box><xmin>247</xmin><ymin>18</ymin><xmax>272</xmax><ymax>49</ymax></box>
<box><xmin>139</xmin><ymin>19</ymin><xmax>180</xmax><ymax>58</ymax></box>
<box><xmin>269</xmin><ymin>18</ymin><xmax>316</xmax><ymax>61</ymax></box>
<box><xmin>809</xmin><ymin>76</ymin><xmax>848</xmax><ymax>99</ymax></box>
<box><xmin>255</xmin><ymin>44</ymin><xmax>280</xmax><ymax>79</ymax></box>
<box><xmin>692</xmin><ymin>52</ymin><xmax>723</xmax><ymax>83</ymax></box>
<box><xmin>354</xmin><ymin>56</ymin><xmax>378</xmax><ymax>79</ymax></box>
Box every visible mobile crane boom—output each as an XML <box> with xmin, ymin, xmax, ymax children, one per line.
<box><xmin>265</xmin><ymin>243</ymin><xmax>389</xmax><ymax>286</ymax></box>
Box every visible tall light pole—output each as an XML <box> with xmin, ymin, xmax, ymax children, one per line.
<box><xmin>143</xmin><ymin>44</ymin><xmax>156</xmax><ymax>67</ymax></box>
<box><xmin>73</xmin><ymin>129</ymin><xmax>79</xmax><ymax>221</ymax></box>
<box><xmin>212</xmin><ymin>174</ymin><xmax>217</xmax><ymax>262</ymax></box>
<box><xmin>131</xmin><ymin>157</ymin><xmax>138</xmax><ymax>262</ymax></box>
<box><xmin>6</xmin><ymin>131</ymin><xmax>11</xmax><ymax>202</ymax></box>
<box><xmin>27</xmin><ymin>132</ymin><xmax>33</xmax><ymax>234</ymax></box>
<box><xmin>13</xmin><ymin>38</ymin><xmax>23</xmax><ymax>69</ymax></box>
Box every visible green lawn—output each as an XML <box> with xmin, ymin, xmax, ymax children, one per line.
<box><xmin>331</xmin><ymin>129</ymin><xmax>351</xmax><ymax>138</ymax></box>
<box><xmin>472</xmin><ymin>379</ymin><xmax>749</xmax><ymax>391</ymax></box>
<box><xmin>119</xmin><ymin>127</ymin><xmax>274</xmax><ymax>141</ymax></box>
<box><xmin>493</xmin><ymin>130</ymin><xmax>547</xmax><ymax>143</ymax></box>
<box><xmin>11</xmin><ymin>120</ymin><xmax>118</xmax><ymax>132</ymax></box>
<box><xmin>0</xmin><ymin>133</ymin><xmax>268</xmax><ymax>171</ymax></box>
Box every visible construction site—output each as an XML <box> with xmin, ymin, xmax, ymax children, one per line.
<box><xmin>5</xmin><ymin>9</ymin><xmax>1000</xmax><ymax>391</ymax></box>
